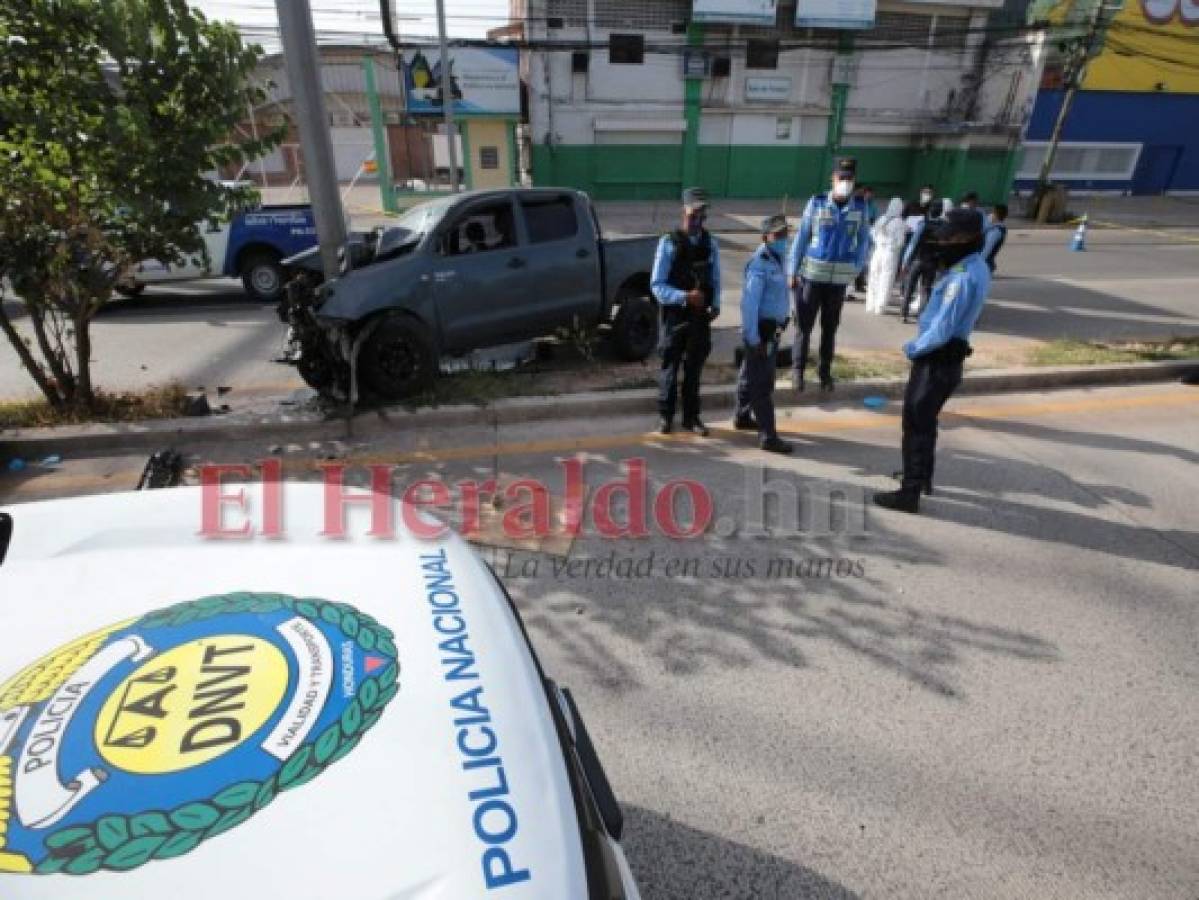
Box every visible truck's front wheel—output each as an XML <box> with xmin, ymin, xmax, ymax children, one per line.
<box><xmin>241</xmin><ymin>251</ymin><xmax>285</xmax><ymax>302</ymax></box>
<box><xmin>358</xmin><ymin>315</ymin><xmax>438</xmax><ymax>401</ymax></box>
<box><xmin>611</xmin><ymin>295</ymin><xmax>658</xmax><ymax>361</ymax></box>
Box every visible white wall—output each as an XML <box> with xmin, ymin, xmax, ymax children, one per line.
<box><xmin>524</xmin><ymin>1</ymin><xmax>1043</xmax><ymax>150</ymax></box>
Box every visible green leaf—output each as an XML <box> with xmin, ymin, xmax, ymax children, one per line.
<box><xmin>130</xmin><ymin>811</ymin><xmax>172</xmax><ymax>837</ymax></box>
<box><xmin>212</xmin><ymin>781</ymin><xmax>259</xmax><ymax>810</ymax></box>
<box><xmin>44</xmin><ymin>825</ymin><xmax>95</xmax><ymax>852</ymax></box>
<box><xmin>278</xmin><ymin>745</ymin><xmax>313</xmax><ymax>790</ymax></box>
<box><xmin>169</xmin><ymin>802</ymin><xmax>220</xmax><ymax>832</ymax></box>
<box><xmin>96</xmin><ymin>814</ymin><xmax>130</xmax><ymax>850</ymax></box>
<box><xmin>104</xmin><ymin>834</ymin><xmax>169</xmax><ymax>871</ymax></box>
<box><xmin>313</xmin><ymin>723</ymin><xmax>343</xmax><ymax>766</ymax></box>
<box><xmin>203</xmin><ymin>804</ymin><xmax>254</xmax><ymax>840</ymax></box>
<box><xmin>375</xmin><ymin>635</ymin><xmax>398</xmax><ymax>659</ymax></box>
<box><xmin>340</xmin><ymin>698</ymin><xmax>363</xmax><ymax>736</ymax></box>
<box><xmin>153</xmin><ymin>828</ymin><xmax>204</xmax><ymax>861</ymax></box>
<box><xmin>254</xmin><ymin>776</ymin><xmax>278</xmax><ymax>811</ymax></box>
<box><xmin>65</xmin><ymin>846</ymin><xmax>106</xmax><ymax>876</ymax></box>
<box><xmin>358</xmin><ymin>676</ymin><xmax>380</xmax><ymax>710</ymax></box>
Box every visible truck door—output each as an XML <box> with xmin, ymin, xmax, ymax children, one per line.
<box><xmin>516</xmin><ymin>193</ymin><xmax>602</xmax><ymax>330</ymax></box>
<box><xmin>133</xmin><ymin>217</ymin><xmax>226</xmax><ymax>284</ymax></box>
<box><xmin>430</xmin><ymin>197</ymin><xmax>530</xmax><ymax>350</ymax></box>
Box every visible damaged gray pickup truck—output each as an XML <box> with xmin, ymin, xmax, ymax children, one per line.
<box><xmin>280</xmin><ymin>188</ymin><xmax>659</xmax><ymax>402</ymax></box>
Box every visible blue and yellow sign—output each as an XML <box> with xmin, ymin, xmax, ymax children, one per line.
<box><xmin>0</xmin><ymin>593</ymin><xmax>399</xmax><ymax>876</ymax></box>
<box><xmin>1087</xmin><ymin>0</ymin><xmax>1199</xmax><ymax>93</ymax></box>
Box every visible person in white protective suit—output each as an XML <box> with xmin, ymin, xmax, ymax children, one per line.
<box><xmin>866</xmin><ymin>198</ymin><xmax>906</xmax><ymax>314</ymax></box>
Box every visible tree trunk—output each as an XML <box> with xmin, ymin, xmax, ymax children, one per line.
<box><xmin>74</xmin><ymin>308</ymin><xmax>95</xmax><ymax>408</ymax></box>
<box><xmin>25</xmin><ymin>300</ymin><xmax>73</xmax><ymax>402</ymax></box>
<box><xmin>0</xmin><ymin>299</ymin><xmax>64</xmax><ymax>408</ymax></box>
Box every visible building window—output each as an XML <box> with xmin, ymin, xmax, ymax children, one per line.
<box><xmin>1017</xmin><ymin>142</ymin><xmax>1141</xmax><ymax>181</ymax></box>
<box><xmin>746</xmin><ymin>39</ymin><xmax>779</xmax><ymax>70</ymax></box>
<box><xmin>609</xmin><ymin>34</ymin><xmax>644</xmax><ymax>65</ymax></box>
<box><xmin>931</xmin><ymin>15</ymin><xmax>969</xmax><ymax>51</ymax></box>
<box><xmin>480</xmin><ymin>147</ymin><xmax>499</xmax><ymax>169</ymax></box>
<box><xmin>872</xmin><ymin>11</ymin><xmax>932</xmax><ymax>45</ymax></box>
<box><xmin>776</xmin><ymin>117</ymin><xmax>792</xmax><ymax>140</ymax></box>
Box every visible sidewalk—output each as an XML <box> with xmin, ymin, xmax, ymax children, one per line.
<box><xmin>320</xmin><ymin>184</ymin><xmax>1199</xmax><ymax>235</ymax></box>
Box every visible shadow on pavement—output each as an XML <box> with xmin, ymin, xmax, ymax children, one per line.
<box><xmin>623</xmin><ymin>805</ymin><xmax>859</xmax><ymax>900</ymax></box>
<box><xmin>979</xmin><ymin>274</ymin><xmax>1199</xmax><ymax>344</ymax></box>
<box><xmin>489</xmin><ymin>439</ymin><xmax>1061</xmax><ymax>700</ymax></box>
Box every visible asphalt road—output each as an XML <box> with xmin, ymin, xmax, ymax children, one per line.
<box><xmin>2</xmin><ymin>227</ymin><xmax>1197</xmax><ymax>401</ymax></box>
<box><xmin>5</xmin><ymin>381</ymin><xmax>1197</xmax><ymax>898</ymax></box>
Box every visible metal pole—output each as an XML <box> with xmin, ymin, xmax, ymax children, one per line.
<box><xmin>274</xmin><ymin>0</ymin><xmax>347</xmax><ymax>280</ymax></box>
<box><xmin>363</xmin><ymin>57</ymin><xmax>397</xmax><ymax>213</ymax></box>
<box><xmin>435</xmin><ymin>0</ymin><xmax>461</xmax><ymax>192</ymax></box>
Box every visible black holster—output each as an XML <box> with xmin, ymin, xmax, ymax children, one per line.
<box><xmin>922</xmin><ymin>337</ymin><xmax>973</xmax><ymax>364</ymax></box>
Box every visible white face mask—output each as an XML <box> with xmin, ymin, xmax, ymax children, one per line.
<box><xmin>920</xmin><ymin>191</ymin><xmax>932</xmax><ymax>204</ymax></box>
<box><xmin>833</xmin><ymin>180</ymin><xmax>853</xmax><ymax>199</ymax></box>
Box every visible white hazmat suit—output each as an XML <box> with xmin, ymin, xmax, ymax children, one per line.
<box><xmin>866</xmin><ymin>198</ymin><xmax>906</xmax><ymax>314</ymax></box>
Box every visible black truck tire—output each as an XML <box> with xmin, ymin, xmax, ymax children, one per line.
<box><xmin>358</xmin><ymin>314</ymin><xmax>438</xmax><ymax>401</ymax></box>
<box><xmin>611</xmin><ymin>294</ymin><xmax>657</xmax><ymax>362</ymax></box>
<box><xmin>240</xmin><ymin>250</ymin><xmax>285</xmax><ymax>302</ymax></box>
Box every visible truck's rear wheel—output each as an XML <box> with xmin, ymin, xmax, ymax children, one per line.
<box><xmin>611</xmin><ymin>295</ymin><xmax>657</xmax><ymax>361</ymax></box>
<box><xmin>241</xmin><ymin>251</ymin><xmax>285</xmax><ymax>302</ymax></box>
<box><xmin>358</xmin><ymin>315</ymin><xmax>438</xmax><ymax>401</ymax></box>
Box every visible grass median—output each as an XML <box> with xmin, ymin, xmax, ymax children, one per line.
<box><xmin>0</xmin><ymin>384</ymin><xmax>189</xmax><ymax>430</ymax></box>
<box><xmin>3</xmin><ymin>338</ymin><xmax>1197</xmax><ymax>427</ymax></box>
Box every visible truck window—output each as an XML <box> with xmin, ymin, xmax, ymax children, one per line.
<box><xmin>520</xmin><ymin>196</ymin><xmax>579</xmax><ymax>244</ymax></box>
<box><xmin>442</xmin><ymin>201</ymin><xmax>517</xmax><ymax>256</ymax></box>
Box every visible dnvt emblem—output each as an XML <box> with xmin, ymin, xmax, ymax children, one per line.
<box><xmin>0</xmin><ymin>593</ymin><xmax>399</xmax><ymax>876</ymax></box>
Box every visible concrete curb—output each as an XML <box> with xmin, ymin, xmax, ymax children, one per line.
<box><xmin>3</xmin><ymin>360</ymin><xmax>1196</xmax><ymax>458</ymax></box>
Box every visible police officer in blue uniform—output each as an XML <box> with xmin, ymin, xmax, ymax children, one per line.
<box><xmin>735</xmin><ymin>214</ymin><xmax>793</xmax><ymax>455</ymax></box>
<box><xmin>651</xmin><ymin>187</ymin><xmax>721</xmax><ymax>435</ymax></box>
<box><xmin>787</xmin><ymin>158</ymin><xmax>871</xmax><ymax>393</ymax></box>
<box><xmin>899</xmin><ymin>198</ymin><xmax>947</xmax><ymax>323</ymax></box>
<box><xmin>874</xmin><ymin>209</ymin><xmax>992</xmax><ymax>514</ymax></box>
<box><xmin>982</xmin><ymin>203</ymin><xmax>1008</xmax><ymax>273</ymax></box>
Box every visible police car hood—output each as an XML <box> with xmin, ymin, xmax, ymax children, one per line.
<box><xmin>0</xmin><ymin>485</ymin><xmax>585</xmax><ymax>899</ymax></box>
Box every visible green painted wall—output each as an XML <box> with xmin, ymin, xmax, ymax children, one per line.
<box><xmin>533</xmin><ymin>143</ymin><xmax>1015</xmax><ymax>204</ymax></box>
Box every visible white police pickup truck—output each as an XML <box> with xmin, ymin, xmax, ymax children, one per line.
<box><xmin>0</xmin><ymin>485</ymin><xmax>639</xmax><ymax>898</ymax></box>
<box><xmin>115</xmin><ymin>205</ymin><xmax>323</xmax><ymax>303</ymax></box>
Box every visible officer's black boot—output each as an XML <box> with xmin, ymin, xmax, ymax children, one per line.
<box><xmin>873</xmin><ymin>486</ymin><xmax>920</xmax><ymax>513</ymax></box>
<box><xmin>891</xmin><ymin>471</ymin><xmax>934</xmax><ymax>496</ymax></box>
<box><xmin>682</xmin><ymin>417</ymin><xmax>710</xmax><ymax>437</ymax></box>
<box><xmin>734</xmin><ymin>413</ymin><xmax>759</xmax><ymax>431</ymax></box>
<box><xmin>818</xmin><ymin>367</ymin><xmax>835</xmax><ymax>392</ymax></box>
<box><xmin>761</xmin><ymin>435</ymin><xmax>793</xmax><ymax>455</ymax></box>
<box><xmin>658</xmin><ymin>417</ymin><xmax>673</xmax><ymax>435</ymax></box>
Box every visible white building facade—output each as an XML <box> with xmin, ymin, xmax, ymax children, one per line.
<box><xmin>514</xmin><ymin>0</ymin><xmax>1047</xmax><ymax>202</ymax></box>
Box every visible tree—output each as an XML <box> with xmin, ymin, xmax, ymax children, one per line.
<box><xmin>0</xmin><ymin>0</ymin><xmax>278</xmax><ymax>411</ymax></box>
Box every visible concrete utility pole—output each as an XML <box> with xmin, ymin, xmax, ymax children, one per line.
<box><xmin>435</xmin><ymin>0</ymin><xmax>461</xmax><ymax>192</ymax></box>
<box><xmin>275</xmin><ymin>0</ymin><xmax>347</xmax><ymax>280</ymax></box>
<box><xmin>1036</xmin><ymin>0</ymin><xmax>1112</xmax><ymax>192</ymax></box>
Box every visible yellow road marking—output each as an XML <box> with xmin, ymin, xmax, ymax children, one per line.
<box><xmin>3</xmin><ymin>389</ymin><xmax>1197</xmax><ymax>500</ymax></box>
